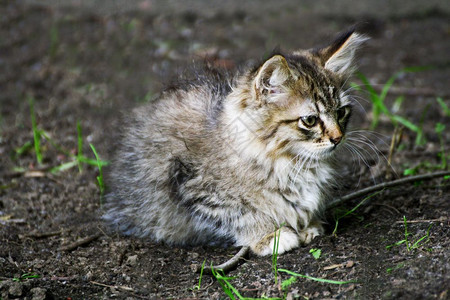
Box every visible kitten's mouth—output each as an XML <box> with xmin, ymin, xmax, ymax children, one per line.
<box><xmin>315</xmin><ymin>144</ymin><xmax>340</xmax><ymax>158</ymax></box>
<box><xmin>293</xmin><ymin>145</ymin><xmax>335</xmax><ymax>160</ymax></box>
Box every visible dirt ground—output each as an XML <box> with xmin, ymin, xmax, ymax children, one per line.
<box><xmin>1</xmin><ymin>0</ymin><xmax>449</xmax><ymax>299</ymax></box>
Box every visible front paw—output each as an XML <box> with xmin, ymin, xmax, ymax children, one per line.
<box><xmin>298</xmin><ymin>223</ymin><xmax>324</xmax><ymax>244</ymax></box>
<box><xmin>251</xmin><ymin>227</ymin><xmax>299</xmax><ymax>256</ymax></box>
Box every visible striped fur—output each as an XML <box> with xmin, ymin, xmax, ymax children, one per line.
<box><xmin>104</xmin><ymin>30</ymin><xmax>367</xmax><ymax>255</ymax></box>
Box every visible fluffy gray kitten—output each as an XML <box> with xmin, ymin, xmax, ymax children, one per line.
<box><xmin>104</xmin><ymin>30</ymin><xmax>367</xmax><ymax>256</ymax></box>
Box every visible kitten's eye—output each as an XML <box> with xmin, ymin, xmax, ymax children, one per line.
<box><xmin>300</xmin><ymin>115</ymin><xmax>317</xmax><ymax>127</ymax></box>
<box><xmin>337</xmin><ymin>106</ymin><xmax>349</xmax><ymax>121</ymax></box>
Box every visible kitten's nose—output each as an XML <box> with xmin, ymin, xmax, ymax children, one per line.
<box><xmin>330</xmin><ymin>136</ymin><xmax>342</xmax><ymax>145</ymax></box>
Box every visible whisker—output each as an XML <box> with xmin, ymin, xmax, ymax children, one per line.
<box><xmin>344</xmin><ymin>142</ymin><xmax>380</xmax><ymax>185</ymax></box>
<box><xmin>346</xmin><ymin>127</ymin><xmax>400</xmax><ymax>179</ymax></box>
<box><xmin>348</xmin><ymin>130</ymin><xmax>391</xmax><ymax>146</ymax></box>
<box><xmin>341</xmin><ymin>144</ymin><xmax>363</xmax><ymax>187</ymax></box>
<box><xmin>345</xmin><ymin>141</ymin><xmax>376</xmax><ymax>168</ymax></box>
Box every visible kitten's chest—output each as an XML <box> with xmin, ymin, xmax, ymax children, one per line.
<box><xmin>280</xmin><ymin>162</ymin><xmax>334</xmax><ymax>206</ymax></box>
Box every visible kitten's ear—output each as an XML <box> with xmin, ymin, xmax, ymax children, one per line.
<box><xmin>317</xmin><ymin>30</ymin><xmax>369</xmax><ymax>75</ymax></box>
<box><xmin>253</xmin><ymin>55</ymin><xmax>295</xmax><ymax>102</ymax></box>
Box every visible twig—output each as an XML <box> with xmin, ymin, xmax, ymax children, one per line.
<box><xmin>386</xmin><ymin>126</ymin><xmax>403</xmax><ymax>179</ymax></box>
<box><xmin>0</xmin><ymin>218</ymin><xmax>26</xmax><ymax>225</ymax></box>
<box><xmin>4</xmin><ymin>165</ymin><xmax>52</xmax><ymax>178</ymax></box>
<box><xmin>395</xmin><ymin>217</ymin><xmax>447</xmax><ymax>224</ymax></box>
<box><xmin>323</xmin><ymin>263</ymin><xmax>345</xmax><ymax>270</ymax></box>
<box><xmin>90</xmin><ymin>281</ymin><xmax>134</xmax><ymax>292</ymax></box>
<box><xmin>327</xmin><ymin>170</ymin><xmax>450</xmax><ymax>209</ymax></box>
<box><xmin>24</xmin><ymin>230</ymin><xmax>63</xmax><ymax>239</ymax></box>
<box><xmin>58</xmin><ymin>232</ymin><xmax>102</xmax><ymax>251</ymax></box>
<box><xmin>194</xmin><ymin>246</ymin><xmax>250</xmax><ymax>274</ymax></box>
<box><xmin>90</xmin><ymin>281</ymin><xmax>148</xmax><ymax>299</ymax></box>
<box><xmin>372</xmin><ymin>203</ymin><xmax>402</xmax><ymax>215</ymax></box>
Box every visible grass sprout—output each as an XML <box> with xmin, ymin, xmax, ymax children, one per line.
<box><xmin>28</xmin><ymin>98</ymin><xmax>108</xmax><ymax>171</ymax></box>
<box><xmin>403</xmin><ymin>121</ymin><xmax>448</xmax><ymax>176</ymax></box>
<box><xmin>354</xmin><ymin>68</ymin><xmax>427</xmax><ymax>145</ymax></box>
<box><xmin>25</xmin><ymin>105</ymin><xmax>109</xmax><ymax>202</ymax></box>
<box><xmin>193</xmin><ymin>259</ymin><xmax>206</xmax><ymax>290</ymax></box>
<box><xmin>49</xmin><ymin>126</ymin><xmax>109</xmax><ymax>175</ymax></box>
<box><xmin>77</xmin><ymin>120</ymin><xmax>84</xmax><ymax>172</ymax></box>
<box><xmin>332</xmin><ymin>191</ymin><xmax>382</xmax><ymax>236</ymax></box>
<box><xmin>14</xmin><ymin>141</ymin><xmax>33</xmax><ymax>159</ymax></box>
<box><xmin>272</xmin><ymin>227</ymin><xmax>281</xmax><ymax>285</ymax></box>
<box><xmin>435</xmin><ymin>123</ymin><xmax>447</xmax><ymax>169</ymax></box>
<box><xmin>309</xmin><ymin>248</ymin><xmax>322</xmax><ymax>260</ymax></box>
<box><xmin>436</xmin><ymin>97</ymin><xmax>450</xmax><ymax>116</ymax></box>
<box><xmin>386</xmin><ymin>263</ymin><xmax>405</xmax><ymax>274</ymax></box>
<box><xmin>386</xmin><ymin>216</ymin><xmax>433</xmax><ymax>251</ymax></box>
<box><xmin>12</xmin><ymin>273</ymin><xmax>40</xmax><ymax>282</ymax></box>
<box><xmin>90</xmin><ymin>143</ymin><xmax>106</xmax><ymax>205</ymax></box>
<box><xmin>210</xmin><ymin>267</ymin><xmax>246</xmax><ymax>300</ymax></box>
<box><xmin>278</xmin><ymin>269</ymin><xmax>357</xmax><ymax>285</ymax></box>
<box><xmin>281</xmin><ymin>276</ymin><xmax>297</xmax><ymax>291</ymax></box>
<box><xmin>29</xmin><ymin>97</ymin><xmax>43</xmax><ymax>165</ymax></box>
<box><xmin>135</xmin><ymin>90</ymin><xmax>154</xmax><ymax>103</ymax></box>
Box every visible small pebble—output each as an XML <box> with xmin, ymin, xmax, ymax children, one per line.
<box><xmin>8</xmin><ymin>282</ymin><xmax>23</xmax><ymax>297</ymax></box>
<box><xmin>126</xmin><ymin>255</ymin><xmax>138</xmax><ymax>266</ymax></box>
<box><xmin>31</xmin><ymin>287</ymin><xmax>47</xmax><ymax>300</ymax></box>
<box><xmin>346</xmin><ymin>260</ymin><xmax>355</xmax><ymax>268</ymax></box>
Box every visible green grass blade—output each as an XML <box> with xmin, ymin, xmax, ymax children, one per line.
<box><xmin>356</xmin><ymin>73</ymin><xmax>389</xmax><ymax>129</ymax></box>
<box><xmin>391</xmin><ymin>115</ymin><xmax>419</xmax><ymax>132</ymax></box>
<box><xmin>379</xmin><ymin>68</ymin><xmax>413</xmax><ymax>103</ymax></box>
<box><xmin>194</xmin><ymin>260</ymin><xmax>206</xmax><ymax>290</ymax></box>
<box><xmin>392</xmin><ymin>95</ymin><xmax>405</xmax><ymax>113</ymax></box>
<box><xmin>411</xmin><ymin>224</ymin><xmax>433</xmax><ymax>249</ymax></box>
<box><xmin>435</xmin><ymin>123</ymin><xmax>447</xmax><ymax>169</ymax></box>
<box><xmin>403</xmin><ymin>216</ymin><xmax>411</xmax><ymax>251</ymax></box>
<box><xmin>379</xmin><ymin>74</ymin><xmax>398</xmax><ymax>103</ymax></box>
<box><xmin>210</xmin><ymin>267</ymin><xmax>238</xmax><ymax>300</ymax></box>
<box><xmin>39</xmin><ymin>131</ymin><xmax>71</xmax><ymax>156</ymax></box>
<box><xmin>14</xmin><ymin>141</ymin><xmax>33</xmax><ymax>157</ymax></box>
<box><xmin>309</xmin><ymin>248</ymin><xmax>322</xmax><ymax>260</ymax></box>
<box><xmin>281</xmin><ymin>276</ymin><xmax>297</xmax><ymax>290</ymax></box>
<box><xmin>90</xmin><ymin>143</ymin><xmax>106</xmax><ymax>206</ymax></box>
<box><xmin>386</xmin><ymin>239</ymin><xmax>406</xmax><ymax>250</ymax></box>
<box><xmin>411</xmin><ymin>233</ymin><xmax>428</xmax><ymax>249</ymax></box>
<box><xmin>50</xmin><ymin>161</ymin><xmax>78</xmax><ymax>174</ymax></box>
<box><xmin>272</xmin><ymin>228</ymin><xmax>281</xmax><ymax>284</ymax></box>
<box><xmin>349</xmin><ymin>82</ymin><xmax>362</xmax><ymax>92</ymax></box>
<box><xmin>332</xmin><ymin>190</ymin><xmax>383</xmax><ymax>235</ymax></box>
<box><xmin>278</xmin><ymin>269</ymin><xmax>357</xmax><ymax>285</ymax></box>
<box><xmin>76</xmin><ymin>156</ymin><xmax>109</xmax><ymax>167</ymax></box>
<box><xmin>356</xmin><ymin>73</ymin><xmax>377</xmax><ymax>96</ymax></box>
<box><xmin>402</xmin><ymin>65</ymin><xmax>433</xmax><ymax>73</ymax></box>
<box><xmin>29</xmin><ymin>97</ymin><xmax>43</xmax><ymax>165</ymax></box>
<box><xmin>436</xmin><ymin>97</ymin><xmax>450</xmax><ymax>116</ymax></box>
<box><xmin>77</xmin><ymin>120</ymin><xmax>83</xmax><ymax>172</ymax></box>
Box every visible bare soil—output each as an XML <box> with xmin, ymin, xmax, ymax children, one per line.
<box><xmin>1</xmin><ymin>1</ymin><xmax>449</xmax><ymax>299</ymax></box>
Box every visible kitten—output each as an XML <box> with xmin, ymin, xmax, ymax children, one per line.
<box><xmin>104</xmin><ymin>29</ymin><xmax>368</xmax><ymax>256</ymax></box>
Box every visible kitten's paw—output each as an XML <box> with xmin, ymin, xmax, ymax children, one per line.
<box><xmin>298</xmin><ymin>223</ymin><xmax>324</xmax><ymax>244</ymax></box>
<box><xmin>251</xmin><ymin>227</ymin><xmax>299</xmax><ymax>256</ymax></box>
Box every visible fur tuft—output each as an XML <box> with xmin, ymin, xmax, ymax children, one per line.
<box><xmin>321</xmin><ymin>31</ymin><xmax>369</xmax><ymax>75</ymax></box>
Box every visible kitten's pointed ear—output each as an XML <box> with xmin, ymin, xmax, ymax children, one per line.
<box><xmin>317</xmin><ymin>30</ymin><xmax>369</xmax><ymax>75</ymax></box>
<box><xmin>253</xmin><ymin>55</ymin><xmax>295</xmax><ymax>102</ymax></box>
